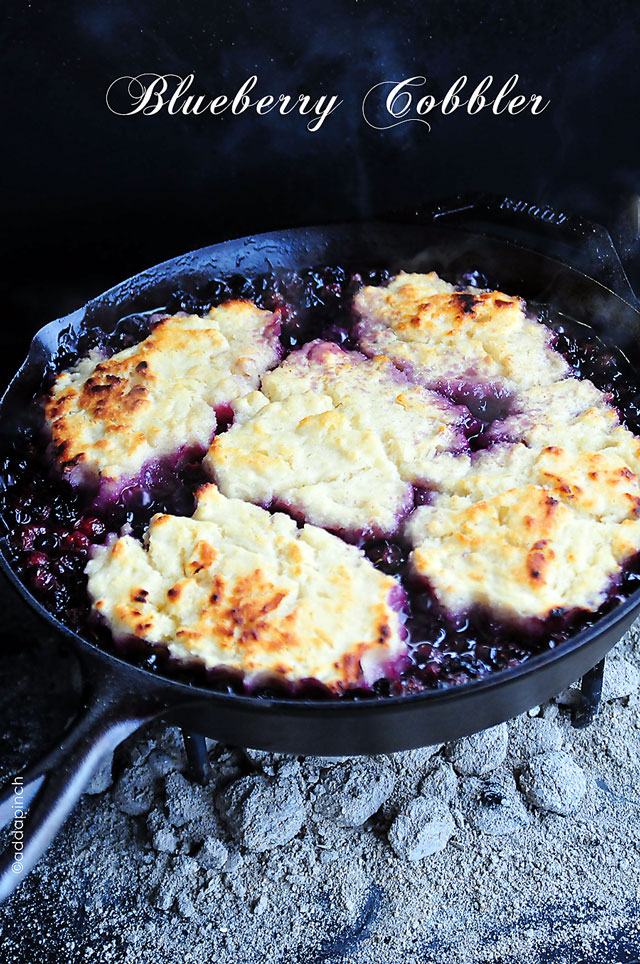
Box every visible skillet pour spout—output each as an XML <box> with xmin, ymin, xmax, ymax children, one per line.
<box><xmin>1</xmin><ymin>195</ymin><xmax>640</xmax><ymax>902</ymax></box>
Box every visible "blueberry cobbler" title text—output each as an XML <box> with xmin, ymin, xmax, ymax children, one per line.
<box><xmin>105</xmin><ymin>73</ymin><xmax>550</xmax><ymax>132</ymax></box>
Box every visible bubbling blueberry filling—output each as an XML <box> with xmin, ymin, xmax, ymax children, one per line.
<box><xmin>425</xmin><ymin>377</ymin><xmax>514</xmax><ymax>424</ymax></box>
<box><xmin>2</xmin><ymin>265</ymin><xmax>640</xmax><ymax>700</ymax></box>
<box><xmin>537</xmin><ymin>306</ymin><xmax>640</xmax><ymax>434</ymax></box>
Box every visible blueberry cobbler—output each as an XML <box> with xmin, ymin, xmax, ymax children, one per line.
<box><xmin>3</xmin><ymin>267</ymin><xmax>640</xmax><ymax>699</ymax></box>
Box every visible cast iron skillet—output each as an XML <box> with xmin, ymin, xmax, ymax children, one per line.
<box><xmin>1</xmin><ymin>194</ymin><xmax>639</xmax><ymax>901</ymax></box>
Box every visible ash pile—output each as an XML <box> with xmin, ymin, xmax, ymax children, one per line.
<box><xmin>96</xmin><ymin>649</ymin><xmax>638</xmax><ymax>918</ymax></box>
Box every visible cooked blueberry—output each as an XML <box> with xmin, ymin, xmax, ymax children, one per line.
<box><xmin>13</xmin><ymin>499</ymin><xmax>35</xmax><ymax>526</ymax></box>
<box><xmin>413</xmin><ymin>643</ymin><xmax>434</xmax><ymax>664</ymax></box>
<box><xmin>319</xmin><ymin>282</ymin><xmax>343</xmax><ymax>302</ymax></box>
<box><xmin>206</xmin><ymin>279</ymin><xmax>233</xmax><ymax>305</ymax></box>
<box><xmin>419</xmin><ymin>661</ymin><xmax>442</xmax><ymax>682</ymax></box>
<box><xmin>169</xmin><ymin>290</ymin><xmax>202</xmax><ymax>314</ymax></box>
<box><xmin>323</xmin><ymin>325</ymin><xmax>351</xmax><ymax>346</ymax></box>
<box><xmin>459</xmin><ymin>270</ymin><xmax>488</xmax><ymax>288</ymax></box>
<box><xmin>57</xmin><ymin>552</ymin><xmax>84</xmax><ymax>572</ymax></box>
<box><xmin>61</xmin><ymin>531</ymin><xmax>90</xmax><ymax>553</ymax></box>
<box><xmin>29</xmin><ymin>565</ymin><xmax>56</xmax><ymax>593</ymax></box>
<box><xmin>19</xmin><ymin>525</ymin><xmax>45</xmax><ymax>551</ymax></box>
<box><xmin>322</xmin><ymin>266</ymin><xmax>347</xmax><ymax>285</ymax></box>
<box><xmin>77</xmin><ymin>516</ymin><xmax>106</xmax><ymax>540</ymax></box>
<box><xmin>280</xmin><ymin>270</ymin><xmax>305</xmax><ymax>300</ymax></box>
<box><xmin>25</xmin><ymin>551</ymin><xmax>49</xmax><ymax>568</ymax></box>
<box><xmin>369</xmin><ymin>268</ymin><xmax>392</xmax><ymax>286</ymax></box>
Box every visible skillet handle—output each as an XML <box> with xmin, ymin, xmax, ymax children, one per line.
<box><xmin>404</xmin><ymin>190</ymin><xmax>639</xmax><ymax>309</ymax></box>
<box><xmin>0</xmin><ymin>667</ymin><xmax>163</xmax><ymax>903</ymax></box>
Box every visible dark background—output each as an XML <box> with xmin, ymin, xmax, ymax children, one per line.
<box><xmin>2</xmin><ymin>0</ymin><xmax>640</xmax><ymax>379</ymax></box>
